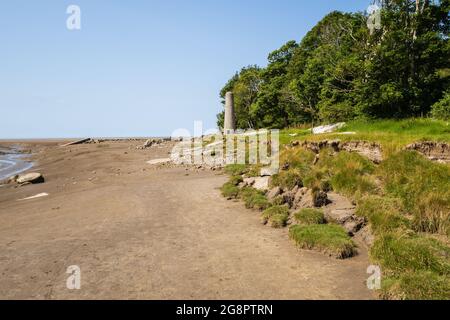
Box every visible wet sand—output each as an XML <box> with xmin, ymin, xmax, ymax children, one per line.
<box><xmin>0</xmin><ymin>140</ymin><xmax>374</xmax><ymax>299</ymax></box>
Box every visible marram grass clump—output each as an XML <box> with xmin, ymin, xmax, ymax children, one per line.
<box><xmin>261</xmin><ymin>205</ymin><xmax>290</xmax><ymax>228</ymax></box>
<box><xmin>289</xmin><ymin>224</ymin><xmax>357</xmax><ymax>259</ymax></box>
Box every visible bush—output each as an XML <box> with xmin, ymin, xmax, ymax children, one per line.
<box><xmin>221</xmin><ymin>182</ymin><xmax>240</xmax><ymax>199</ymax></box>
<box><xmin>289</xmin><ymin>224</ymin><xmax>357</xmax><ymax>259</ymax></box>
<box><xmin>430</xmin><ymin>91</ymin><xmax>450</xmax><ymax>121</ymax></box>
<box><xmin>294</xmin><ymin>208</ymin><xmax>325</xmax><ymax>225</ymax></box>
<box><xmin>261</xmin><ymin>205</ymin><xmax>290</xmax><ymax>228</ymax></box>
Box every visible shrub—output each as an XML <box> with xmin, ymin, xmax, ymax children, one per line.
<box><xmin>221</xmin><ymin>182</ymin><xmax>240</xmax><ymax>199</ymax></box>
<box><xmin>261</xmin><ymin>205</ymin><xmax>290</xmax><ymax>228</ymax></box>
<box><xmin>289</xmin><ymin>224</ymin><xmax>357</xmax><ymax>259</ymax></box>
<box><xmin>430</xmin><ymin>91</ymin><xmax>450</xmax><ymax>121</ymax></box>
<box><xmin>294</xmin><ymin>208</ymin><xmax>325</xmax><ymax>225</ymax></box>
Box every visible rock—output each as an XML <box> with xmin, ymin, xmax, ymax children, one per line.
<box><xmin>267</xmin><ymin>187</ymin><xmax>282</xmax><ymax>201</ymax></box>
<box><xmin>355</xmin><ymin>225</ymin><xmax>375</xmax><ymax>247</ymax></box>
<box><xmin>296</xmin><ymin>189</ymin><xmax>329</xmax><ymax>208</ymax></box>
<box><xmin>343</xmin><ymin>220</ymin><xmax>364</xmax><ymax>235</ymax></box>
<box><xmin>143</xmin><ymin>139</ymin><xmax>153</xmax><ymax>148</ymax></box>
<box><xmin>260</xmin><ymin>167</ymin><xmax>275</xmax><ymax>177</ymax></box>
<box><xmin>293</xmin><ymin>187</ymin><xmax>308</xmax><ymax>208</ymax></box>
<box><xmin>296</xmin><ymin>190</ymin><xmax>314</xmax><ymax>208</ymax></box>
<box><xmin>325</xmin><ymin>208</ymin><xmax>355</xmax><ymax>224</ymax></box>
<box><xmin>243</xmin><ymin>177</ymin><xmax>256</xmax><ymax>187</ymax></box>
<box><xmin>313</xmin><ymin>190</ymin><xmax>329</xmax><ymax>207</ymax></box>
<box><xmin>16</xmin><ymin>173</ymin><xmax>44</xmax><ymax>184</ymax></box>
<box><xmin>253</xmin><ymin>176</ymin><xmax>270</xmax><ymax>191</ymax></box>
<box><xmin>282</xmin><ymin>189</ymin><xmax>297</xmax><ymax>208</ymax></box>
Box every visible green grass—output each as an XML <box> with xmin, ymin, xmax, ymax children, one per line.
<box><xmin>270</xmin><ymin>169</ymin><xmax>304</xmax><ymax>190</ymax></box>
<box><xmin>240</xmin><ymin>187</ymin><xmax>272</xmax><ymax>211</ymax></box>
<box><xmin>294</xmin><ymin>208</ymin><xmax>325</xmax><ymax>225</ymax></box>
<box><xmin>371</xmin><ymin>233</ymin><xmax>450</xmax><ymax>276</ymax></box>
<box><xmin>280</xmin><ymin>118</ymin><xmax>450</xmax><ymax>154</ymax></box>
<box><xmin>356</xmin><ymin>196</ymin><xmax>410</xmax><ymax>235</ymax></box>
<box><xmin>289</xmin><ymin>224</ymin><xmax>357</xmax><ymax>259</ymax></box>
<box><xmin>224</xmin><ymin>164</ymin><xmax>248</xmax><ymax>176</ymax></box>
<box><xmin>303</xmin><ymin>150</ymin><xmax>378</xmax><ymax>199</ymax></box>
<box><xmin>377</xmin><ymin>151</ymin><xmax>450</xmax><ymax>235</ymax></box>
<box><xmin>229</xmin><ymin>175</ymin><xmax>243</xmax><ymax>186</ymax></box>
<box><xmin>381</xmin><ymin>271</ymin><xmax>450</xmax><ymax>300</ymax></box>
<box><xmin>261</xmin><ymin>205</ymin><xmax>290</xmax><ymax>228</ymax></box>
<box><xmin>221</xmin><ymin>182</ymin><xmax>240</xmax><ymax>199</ymax></box>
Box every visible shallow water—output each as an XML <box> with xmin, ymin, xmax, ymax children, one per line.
<box><xmin>0</xmin><ymin>146</ymin><xmax>33</xmax><ymax>181</ymax></box>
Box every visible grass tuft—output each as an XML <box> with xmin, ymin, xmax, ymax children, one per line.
<box><xmin>240</xmin><ymin>187</ymin><xmax>271</xmax><ymax>211</ymax></box>
<box><xmin>261</xmin><ymin>205</ymin><xmax>290</xmax><ymax>228</ymax></box>
<box><xmin>294</xmin><ymin>208</ymin><xmax>325</xmax><ymax>225</ymax></box>
<box><xmin>370</xmin><ymin>233</ymin><xmax>450</xmax><ymax>276</ymax></box>
<box><xmin>221</xmin><ymin>182</ymin><xmax>240</xmax><ymax>199</ymax></box>
<box><xmin>289</xmin><ymin>224</ymin><xmax>357</xmax><ymax>259</ymax></box>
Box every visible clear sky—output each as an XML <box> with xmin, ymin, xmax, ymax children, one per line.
<box><xmin>0</xmin><ymin>0</ymin><xmax>369</xmax><ymax>138</ymax></box>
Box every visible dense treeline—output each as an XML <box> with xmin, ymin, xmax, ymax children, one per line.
<box><xmin>217</xmin><ymin>0</ymin><xmax>450</xmax><ymax>129</ymax></box>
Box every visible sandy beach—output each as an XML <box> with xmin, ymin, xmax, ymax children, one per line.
<box><xmin>0</xmin><ymin>140</ymin><xmax>373</xmax><ymax>299</ymax></box>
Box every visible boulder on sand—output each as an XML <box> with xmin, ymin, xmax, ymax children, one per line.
<box><xmin>16</xmin><ymin>173</ymin><xmax>44</xmax><ymax>184</ymax></box>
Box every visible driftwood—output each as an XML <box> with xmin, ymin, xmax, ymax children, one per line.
<box><xmin>60</xmin><ymin>138</ymin><xmax>91</xmax><ymax>147</ymax></box>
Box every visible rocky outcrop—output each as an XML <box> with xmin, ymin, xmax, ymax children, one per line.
<box><xmin>299</xmin><ymin>139</ymin><xmax>383</xmax><ymax>163</ymax></box>
<box><xmin>294</xmin><ymin>188</ymin><xmax>329</xmax><ymax>209</ymax></box>
<box><xmin>405</xmin><ymin>141</ymin><xmax>450</xmax><ymax>163</ymax></box>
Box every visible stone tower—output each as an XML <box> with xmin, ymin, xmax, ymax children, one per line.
<box><xmin>224</xmin><ymin>91</ymin><xmax>236</xmax><ymax>135</ymax></box>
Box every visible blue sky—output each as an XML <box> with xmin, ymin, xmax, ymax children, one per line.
<box><xmin>0</xmin><ymin>0</ymin><xmax>369</xmax><ymax>138</ymax></box>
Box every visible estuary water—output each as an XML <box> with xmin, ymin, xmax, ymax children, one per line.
<box><xmin>0</xmin><ymin>146</ymin><xmax>33</xmax><ymax>181</ymax></box>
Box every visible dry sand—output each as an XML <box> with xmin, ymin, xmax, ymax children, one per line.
<box><xmin>0</xmin><ymin>140</ymin><xmax>374</xmax><ymax>299</ymax></box>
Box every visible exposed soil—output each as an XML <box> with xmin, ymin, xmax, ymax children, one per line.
<box><xmin>0</xmin><ymin>140</ymin><xmax>373</xmax><ymax>299</ymax></box>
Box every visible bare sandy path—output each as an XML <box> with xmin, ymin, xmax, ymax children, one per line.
<box><xmin>0</xmin><ymin>141</ymin><xmax>373</xmax><ymax>299</ymax></box>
